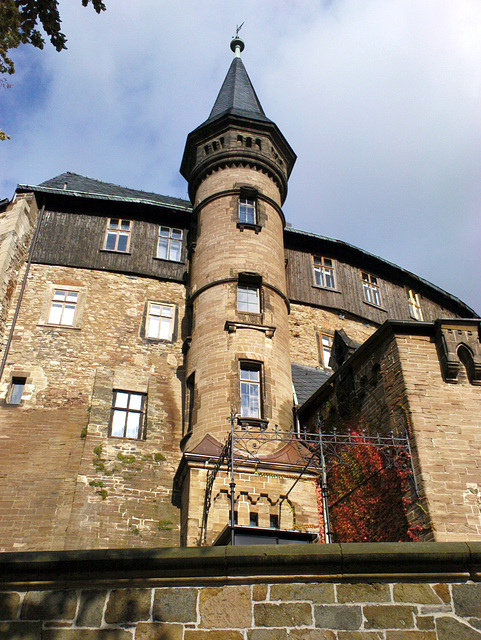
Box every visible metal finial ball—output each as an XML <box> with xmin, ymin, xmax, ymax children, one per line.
<box><xmin>230</xmin><ymin>37</ymin><xmax>245</xmax><ymax>53</ymax></box>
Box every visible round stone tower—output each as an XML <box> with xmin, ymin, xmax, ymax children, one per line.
<box><xmin>177</xmin><ymin>39</ymin><xmax>307</xmax><ymax>545</ymax></box>
<box><xmin>180</xmin><ymin>38</ymin><xmax>296</xmax><ymax>450</ymax></box>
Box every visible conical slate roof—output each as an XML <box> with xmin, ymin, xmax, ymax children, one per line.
<box><xmin>204</xmin><ymin>56</ymin><xmax>272</xmax><ymax>125</ymax></box>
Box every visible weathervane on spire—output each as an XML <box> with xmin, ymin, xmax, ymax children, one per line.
<box><xmin>230</xmin><ymin>22</ymin><xmax>245</xmax><ymax>57</ymax></box>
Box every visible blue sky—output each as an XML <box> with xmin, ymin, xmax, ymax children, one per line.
<box><xmin>1</xmin><ymin>0</ymin><xmax>480</xmax><ymax>312</ymax></box>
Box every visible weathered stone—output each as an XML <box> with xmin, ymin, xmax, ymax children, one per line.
<box><xmin>453</xmin><ymin>584</ymin><xmax>481</xmax><ymax>617</ymax></box>
<box><xmin>393</xmin><ymin>584</ymin><xmax>442</xmax><ymax>604</ymax></box>
<box><xmin>154</xmin><ymin>588</ymin><xmax>197</xmax><ymax>623</ymax></box>
<box><xmin>199</xmin><ymin>586</ymin><xmax>251</xmax><ymax>629</ymax></box>
<box><xmin>0</xmin><ymin>620</ymin><xmax>42</xmax><ymax>639</ymax></box>
<box><xmin>289</xmin><ymin>630</ymin><xmax>336</xmax><ymax>640</ymax></box>
<box><xmin>248</xmin><ymin>630</ymin><xmax>288</xmax><ymax>640</ymax></box>
<box><xmin>337</xmin><ymin>584</ymin><xmax>390</xmax><ymax>603</ymax></box>
<box><xmin>433</xmin><ymin>584</ymin><xmax>450</xmax><ymax>604</ymax></box>
<box><xmin>437</xmin><ymin>617</ymin><xmax>481</xmax><ymax>640</ymax></box>
<box><xmin>384</xmin><ymin>633</ymin><xmax>436</xmax><ymax>639</ymax></box>
<box><xmin>104</xmin><ymin>588</ymin><xmax>151</xmax><ymax>623</ymax></box>
<box><xmin>135</xmin><ymin>622</ymin><xmax>183</xmax><ymax>640</ymax></box>
<box><xmin>255</xmin><ymin>603</ymin><xmax>312</xmax><ymax>628</ymax></box>
<box><xmin>184</xmin><ymin>632</ymin><xmax>244</xmax><ymax>640</ymax></box>
<box><xmin>253</xmin><ymin>584</ymin><xmax>268</xmax><ymax>601</ymax></box>
<box><xmin>364</xmin><ymin>605</ymin><xmax>415</xmax><ymax>630</ymax></box>
<box><xmin>0</xmin><ymin>592</ymin><xmax>21</xmax><ymax>620</ymax></box>
<box><xmin>416</xmin><ymin>616</ymin><xmax>435</xmax><ymax>630</ymax></box>
<box><xmin>338</xmin><ymin>633</ymin><xmax>383</xmax><ymax>640</ymax></box>
<box><xmin>21</xmin><ymin>590</ymin><xmax>77</xmax><ymax>621</ymax></box>
<box><xmin>77</xmin><ymin>590</ymin><xmax>107</xmax><ymax>627</ymax></box>
<box><xmin>314</xmin><ymin>605</ymin><xmax>362</xmax><ymax>630</ymax></box>
<box><xmin>43</xmin><ymin>631</ymin><xmax>133</xmax><ymax>640</ymax></box>
<box><xmin>270</xmin><ymin>583</ymin><xmax>335</xmax><ymax>604</ymax></box>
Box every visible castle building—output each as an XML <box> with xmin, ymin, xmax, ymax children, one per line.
<box><xmin>0</xmin><ymin>38</ymin><xmax>480</xmax><ymax>552</ymax></box>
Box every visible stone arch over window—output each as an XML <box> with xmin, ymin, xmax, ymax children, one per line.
<box><xmin>435</xmin><ymin>320</ymin><xmax>481</xmax><ymax>384</ymax></box>
<box><xmin>457</xmin><ymin>343</ymin><xmax>476</xmax><ymax>383</ymax></box>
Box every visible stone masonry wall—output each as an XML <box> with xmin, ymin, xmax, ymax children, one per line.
<box><xmin>2</xmin><ymin>580</ymin><xmax>481</xmax><ymax>639</ymax></box>
<box><xmin>395</xmin><ymin>332</ymin><xmax>481</xmax><ymax>541</ymax></box>
<box><xmin>289</xmin><ymin>303</ymin><xmax>376</xmax><ymax>369</ymax></box>
<box><xmin>0</xmin><ymin>264</ymin><xmax>186</xmax><ymax>551</ymax></box>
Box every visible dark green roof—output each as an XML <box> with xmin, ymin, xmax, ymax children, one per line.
<box><xmin>204</xmin><ymin>56</ymin><xmax>272</xmax><ymax>126</ymax></box>
<box><xmin>18</xmin><ymin>172</ymin><xmax>191</xmax><ymax>211</ymax></box>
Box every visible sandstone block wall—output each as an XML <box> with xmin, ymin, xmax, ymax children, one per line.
<box><xmin>395</xmin><ymin>332</ymin><xmax>481</xmax><ymax>541</ymax></box>
<box><xmin>1</xmin><ymin>580</ymin><xmax>481</xmax><ymax>638</ymax></box>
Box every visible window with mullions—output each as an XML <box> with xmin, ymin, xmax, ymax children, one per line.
<box><xmin>313</xmin><ymin>256</ymin><xmax>336</xmax><ymax>289</ymax></box>
<box><xmin>239</xmin><ymin>197</ymin><xmax>256</xmax><ymax>225</ymax></box>
<box><xmin>361</xmin><ymin>272</ymin><xmax>382</xmax><ymax>307</ymax></box>
<box><xmin>146</xmin><ymin>302</ymin><xmax>175</xmax><ymax>340</ymax></box>
<box><xmin>110</xmin><ymin>391</ymin><xmax>146</xmax><ymax>439</ymax></box>
<box><xmin>157</xmin><ymin>226</ymin><xmax>183</xmax><ymax>262</ymax></box>
<box><xmin>48</xmin><ymin>289</ymin><xmax>79</xmax><ymax>326</ymax></box>
<box><xmin>104</xmin><ymin>219</ymin><xmax>131</xmax><ymax>252</ymax></box>
<box><xmin>407</xmin><ymin>289</ymin><xmax>423</xmax><ymax>321</ymax></box>
<box><xmin>240</xmin><ymin>363</ymin><xmax>262</xmax><ymax>418</ymax></box>
<box><xmin>237</xmin><ymin>284</ymin><xmax>260</xmax><ymax>313</ymax></box>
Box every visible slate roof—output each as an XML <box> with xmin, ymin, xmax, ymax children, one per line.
<box><xmin>204</xmin><ymin>56</ymin><xmax>272</xmax><ymax>126</ymax></box>
<box><xmin>18</xmin><ymin>172</ymin><xmax>191</xmax><ymax>211</ymax></box>
<box><xmin>291</xmin><ymin>363</ymin><xmax>332</xmax><ymax>407</ymax></box>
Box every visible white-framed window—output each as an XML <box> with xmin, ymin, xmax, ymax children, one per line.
<box><xmin>157</xmin><ymin>226</ymin><xmax>183</xmax><ymax>262</ymax></box>
<box><xmin>104</xmin><ymin>218</ymin><xmax>132</xmax><ymax>252</ymax></box>
<box><xmin>319</xmin><ymin>333</ymin><xmax>333</xmax><ymax>369</ymax></box>
<box><xmin>48</xmin><ymin>289</ymin><xmax>79</xmax><ymax>326</ymax></box>
<box><xmin>110</xmin><ymin>390</ymin><xmax>146</xmax><ymax>439</ymax></box>
<box><xmin>240</xmin><ymin>363</ymin><xmax>262</xmax><ymax>418</ymax></box>
<box><xmin>239</xmin><ymin>197</ymin><xmax>256</xmax><ymax>225</ymax></box>
<box><xmin>146</xmin><ymin>302</ymin><xmax>175</xmax><ymax>340</ymax></box>
<box><xmin>313</xmin><ymin>256</ymin><xmax>336</xmax><ymax>289</ymax></box>
<box><xmin>408</xmin><ymin>289</ymin><xmax>423</xmax><ymax>320</ymax></box>
<box><xmin>6</xmin><ymin>377</ymin><xmax>26</xmax><ymax>405</ymax></box>
<box><xmin>237</xmin><ymin>284</ymin><xmax>260</xmax><ymax>313</ymax></box>
<box><xmin>361</xmin><ymin>272</ymin><xmax>382</xmax><ymax>307</ymax></box>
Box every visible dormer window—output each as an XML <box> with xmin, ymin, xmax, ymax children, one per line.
<box><xmin>407</xmin><ymin>289</ymin><xmax>423</xmax><ymax>320</ymax></box>
<box><xmin>104</xmin><ymin>219</ymin><xmax>131</xmax><ymax>253</ymax></box>
<box><xmin>313</xmin><ymin>256</ymin><xmax>336</xmax><ymax>289</ymax></box>
<box><xmin>157</xmin><ymin>227</ymin><xmax>183</xmax><ymax>262</ymax></box>
<box><xmin>361</xmin><ymin>272</ymin><xmax>382</xmax><ymax>307</ymax></box>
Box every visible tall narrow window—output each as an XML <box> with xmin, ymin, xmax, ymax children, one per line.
<box><xmin>361</xmin><ymin>272</ymin><xmax>382</xmax><ymax>307</ymax></box>
<box><xmin>48</xmin><ymin>289</ymin><xmax>79</xmax><ymax>326</ymax></box>
<box><xmin>105</xmin><ymin>219</ymin><xmax>131</xmax><ymax>252</ymax></box>
<box><xmin>313</xmin><ymin>256</ymin><xmax>336</xmax><ymax>289</ymax></box>
<box><xmin>110</xmin><ymin>391</ymin><xmax>146</xmax><ymax>439</ymax></box>
<box><xmin>7</xmin><ymin>377</ymin><xmax>26</xmax><ymax>405</ymax></box>
<box><xmin>146</xmin><ymin>302</ymin><xmax>175</xmax><ymax>340</ymax></box>
<box><xmin>240</xmin><ymin>363</ymin><xmax>261</xmax><ymax>418</ymax></box>
<box><xmin>157</xmin><ymin>226</ymin><xmax>183</xmax><ymax>261</ymax></box>
<box><xmin>319</xmin><ymin>333</ymin><xmax>333</xmax><ymax>369</ymax></box>
<box><xmin>239</xmin><ymin>197</ymin><xmax>256</xmax><ymax>225</ymax></box>
<box><xmin>185</xmin><ymin>373</ymin><xmax>195</xmax><ymax>435</ymax></box>
<box><xmin>407</xmin><ymin>289</ymin><xmax>423</xmax><ymax>320</ymax></box>
<box><xmin>237</xmin><ymin>284</ymin><xmax>260</xmax><ymax>313</ymax></box>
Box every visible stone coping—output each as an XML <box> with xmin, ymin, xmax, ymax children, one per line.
<box><xmin>1</xmin><ymin>542</ymin><xmax>480</xmax><ymax>589</ymax></box>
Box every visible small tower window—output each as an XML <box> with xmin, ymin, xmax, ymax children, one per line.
<box><xmin>250</xmin><ymin>512</ymin><xmax>258</xmax><ymax>527</ymax></box>
<box><xmin>245</xmin><ymin>137</ymin><xmax>252</xmax><ymax>148</ymax></box>
<box><xmin>240</xmin><ymin>363</ymin><xmax>262</xmax><ymax>418</ymax></box>
<box><xmin>239</xmin><ymin>197</ymin><xmax>256</xmax><ymax>225</ymax></box>
<box><xmin>237</xmin><ymin>284</ymin><xmax>260</xmax><ymax>313</ymax></box>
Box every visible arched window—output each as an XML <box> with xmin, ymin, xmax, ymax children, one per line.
<box><xmin>457</xmin><ymin>344</ymin><xmax>475</xmax><ymax>383</ymax></box>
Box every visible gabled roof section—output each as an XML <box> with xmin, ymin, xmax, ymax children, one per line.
<box><xmin>17</xmin><ymin>172</ymin><xmax>191</xmax><ymax>212</ymax></box>
<box><xmin>204</xmin><ymin>56</ymin><xmax>272</xmax><ymax>126</ymax></box>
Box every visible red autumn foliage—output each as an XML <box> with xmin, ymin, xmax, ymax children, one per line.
<box><xmin>323</xmin><ymin>431</ymin><xmax>420</xmax><ymax>543</ymax></box>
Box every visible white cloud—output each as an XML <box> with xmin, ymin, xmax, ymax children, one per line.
<box><xmin>1</xmin><ymin>0</ymin><xmax>480</xmax><ymax>311</ymax></box>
